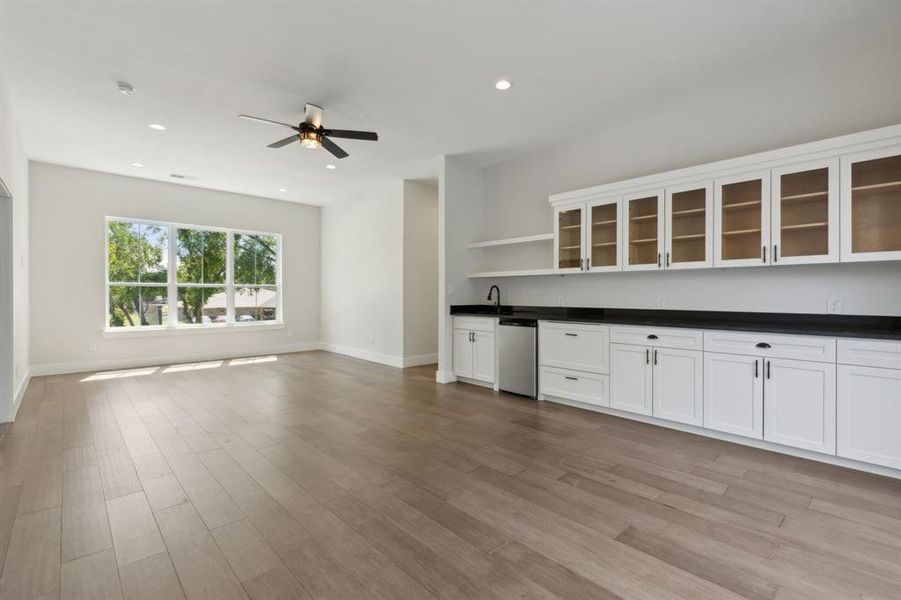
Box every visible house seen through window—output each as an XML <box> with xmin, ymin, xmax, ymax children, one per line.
<box><xmin>106</xmin><ymin>218</ymin><xmax>280</xmax><ymax>329</ymax></box>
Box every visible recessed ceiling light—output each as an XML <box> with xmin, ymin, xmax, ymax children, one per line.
<box><xmin>148</xmin><ymin>123</ymin><xmax>167</xmax><ymax>131</ymax></box>
<box><xmin>494</xmin><ymin>79</ymin><xmax>512</xmax><ymax>91</ymax></box>
<box><xmin>131</xmin><ymin>162</ymin><xmax>144</xmax><ymax>168</ymax></box>
<box><xmin>117</xmin><ymin>81</ymin><xmax>136</xmax><ymax>96</ymax></box>
<box><xmin>277</xmin><ymin>188</ymin><xmax>287</xmax><ymax>192</ymax></box>
<box><xmin>325</xmin><ymin>164</ymin><xmax>336</xmax><ymax>170</ymax></box>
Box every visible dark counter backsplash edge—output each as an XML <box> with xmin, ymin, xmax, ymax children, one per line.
<box><xmin>449</xmin><ymin>305</ymin><xmax>901</xmax><ymax>340</ymax></box>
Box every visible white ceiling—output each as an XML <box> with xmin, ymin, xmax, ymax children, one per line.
<box><xmin>1</xmin><ymin>1</ymin><xmax>899</xmax><ymax>206</ymax></box>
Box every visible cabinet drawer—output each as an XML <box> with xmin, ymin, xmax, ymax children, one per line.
<box><xmin>539</xmin><ymin>321</ymin><xmax>610</xmax><ymax>374</ymax></box>
<box><xmin>539</xmin><ymin>366</ymin><xmax>609</xmax><ymax>407</ymax></box>
<box><xmin>453</xmin><ymin>316</ymin><xmax>496</xmax><ymax>333</ymax></box>
<box><xmin>837</xmin><ymin>338</ymin><xmax>901</xmax><ymax>370</ymax></box>
<box><xmin>704</xmin><ymin>330</ymin><xmax>836</xmax><ymax>363</ymax></box>
<box><xmin>611</xmin><ymin>325</ymin><xmax>703</xmax><ymax>350</ymax></box>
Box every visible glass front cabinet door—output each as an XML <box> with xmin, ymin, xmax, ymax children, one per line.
<box><xmin>841</xmin><ymin>146</ymin><xmax>901</xmax><ymax>262</ymax></box>
<box><xmin>554</xmin><ymin>205</ymin><xmax>585</xmax><ymax>271</ymax></box>
<box><xmin>714</xmin><ymin>171</ymin><xmax>771</xmax><ymax>267</ymax></box>
<box><xmin>586</xmin><ymin>196</ymin><xmax>622</xmax><ymax>272</ymax></box>
<box><xmin>664</xmin><ymin>182</ymin><xmax>713</xmax><ymax>269</ymax></box>
<box><xmin>624</xmin><ymin>190</ymin><xmax>665</xmax><ymax>271</ymax></box>
<box><xmin>771</xmin><ymin>159</ymin><xmax>839</xmax><ymax>265</ymax></box>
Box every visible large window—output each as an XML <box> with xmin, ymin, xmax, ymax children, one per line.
<box><xmin>106</xmin><ymin>218</ymin><xmax>281</xmax><ymax>330</ymax></box>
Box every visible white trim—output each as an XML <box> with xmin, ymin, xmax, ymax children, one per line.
<box><xmin>540</xmin><ymin>393</ymin><xmax>901</xmax><ymax>480</ymax></box>
<box><xmin>29</xmin><ymin>343</ymin><xmax>321</xmax><ymax>377</ymax></box>
<box><xmin>319</xmin><ymin>343</ymin><xmax>405</xmax><ymax>369</ymax></box>
<box><xmin>102</xmin><ymin>321</ymin><xmax>284</xmax><ymax>338</ymax></box>
<box><xmin>8</xmin><ymin>368</ymin><xmax>30</xmax><ymax>423</ymax></box>
<box><xmin>403</xmin><ymin>353</ymin><xmax>439</xmax><ymax>367</ymax></box>
<box><xmin>435</xmin><ymin>369</ymin><xmax>457</xmax><ymax>384</ymax></box>
<box><xmin>0</xmin><ymin>179</ymin><xmax>12</xmax><ymax>423</ymax></box>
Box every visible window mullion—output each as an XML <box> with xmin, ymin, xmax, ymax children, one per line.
<box><xmin>167</xmin><ymin>224</ymin><xmax>177</xmax><ymax>328</ymax></box>
<box><xmin>226</xmin><ymin>231</ymin><xmax>235</xmax><ymax>324</ymax></box>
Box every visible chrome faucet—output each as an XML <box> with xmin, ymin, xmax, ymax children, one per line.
<box><xmin>487</xmin><ymin>285</ymin><xmax>501</xmax><ymax>309</ymax></box>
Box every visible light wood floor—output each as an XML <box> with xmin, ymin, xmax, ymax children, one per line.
<box><xmin>1</xmin><ymin>351</ymin><xmax>900</xmax><ymax>600</ymax></box>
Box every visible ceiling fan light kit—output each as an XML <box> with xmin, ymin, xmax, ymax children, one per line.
<box><xmin>239</xmin><ymin>103</ymin><xmax>378</xmax><ymax>160</ymax></box>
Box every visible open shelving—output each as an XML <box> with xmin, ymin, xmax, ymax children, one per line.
<box><xmin>466</xmin><ymin>233</ymin><xmax>553</xmax><ymax>249</ymax></box>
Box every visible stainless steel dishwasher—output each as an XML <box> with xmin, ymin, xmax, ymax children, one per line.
<box><xmin>497</xmin><ymin>318</ymin><xmax>537</xmax><ymax>398</ymax></box>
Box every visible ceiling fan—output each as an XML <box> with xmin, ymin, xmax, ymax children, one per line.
<box><xmin>239</xmin><ymin>104</ymin><xmax>378</xmax><ymax>159</ymax></box>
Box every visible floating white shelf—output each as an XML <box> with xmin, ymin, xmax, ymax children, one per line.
<box><xmin>466</xmin><ymin>233</ymin><xmax>554</xmax><ymax>249</ymax></box>
<box><xmin>467</xmin><ymin>268</ymin><xmax>559</xmax><ymax>278</ymax></box>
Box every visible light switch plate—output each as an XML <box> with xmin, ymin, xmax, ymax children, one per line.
<box><xmin>827</xmin><ymin>298</ymin><xmax>842</xmax><ymax>314</ymax></box>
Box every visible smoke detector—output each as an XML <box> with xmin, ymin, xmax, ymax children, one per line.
<box><xmin>117</xmin><ymin>81</ymin><xmax>136</xmax><ymax>96</ymax></box>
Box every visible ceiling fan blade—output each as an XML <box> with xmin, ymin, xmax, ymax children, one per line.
<box><xmin>304</xmin><ymin>104</ymin><xmax>323</xmax><ymax>128</ymax></box>
<box><xmin>320</xmin><ymin>137</ymin><xmax>349</xmax><ymax>159</ymax></box>
<box><xmin>267</xmin><ymin>135</ymin><xmax>299</xmax><ymax>148</ymax></box>
<box><xmin>239</xmin><ymin>114</ymin><xmax>296</xmax><ymax>128</ymax></box>
<box><xmin>324</xmin><ymin>129</ymin><xmax>379</xmax><ymax>141</ymax></box>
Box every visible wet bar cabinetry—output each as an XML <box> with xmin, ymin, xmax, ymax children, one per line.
<box><xmin>547</xmin><ymin>125</ymin><xmax>901</xmax><ymax>275</ymax></box>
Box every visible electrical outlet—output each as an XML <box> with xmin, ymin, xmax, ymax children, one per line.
<box><xmin>447</xmin><ymin>286</ymin><xmax>455</xmax><ymax>297</ymax></box>
<box><xmin>656</xmin><ymin>297</ymin><xmax>667</xmax><ymax>309</ymax></box>
<box><xmin>558</xmin><ymin>296</ymin><xmax>565</xmax><ymax>306</ymax></box>
<box><xmin>827</xmin><ymin>298</ymin><xmax>842</xmax><ymax>314</ymax></box>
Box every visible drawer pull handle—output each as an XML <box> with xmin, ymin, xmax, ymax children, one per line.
<box><xmin>755</xmin><ymin>342</ymin><xmax>771</xmax><ymax>349</ymax></box>
<box><xmin>647</xmin><ymin>334</ymin><xmax>658</xmax><ymax>340</ymax></box>
<box><xmin>565</xmin><ymin>333</ymin><xmax>578</xmax><ymax>337</ymax></box>
<box><xmin>565</xmin><ymin>376</ymin><xmax>578</xmax><ymax>381</ymax></box>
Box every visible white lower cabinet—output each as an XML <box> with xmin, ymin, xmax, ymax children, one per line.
<box><xmin>653</xmin><ymin>348</ymin><xmax>704</xmax><ymax>426</ymax></box>
<box><xmin>763</xmin><ymin>358</ymin><xmax>836</xmax><ymax>454</ymax></box>
<box><xmin>837</xmin><ymin>364</ymin><xmax>901</xmax><ymax>469</ymax></box>
<box><xmin>453</xmin><ymin>329</ymin><xmax>474</xmax><ymax>379</ymax></box>
<box><xmin>539</xmin><ymin>366</ymin><xmax>609</xmax><ymax>407</ymax></box>
<box><xmin>610</xmin><ymin>344</ymin><xmax>653</xmax><ymax>416</ymax></box>
<box><xmin>704</xmin><ymin>352</ymin><xmax>763</xmax><ymax>439</ymax></box>
<box><xmin>453</xmin><ymin>317</ymin><xmax>496</xmax><ymax>384</ymax></box>
<box><xmin>472</xmin><ymin>331</ymin><xmax>496</xmax><ymax>383</ymax></box>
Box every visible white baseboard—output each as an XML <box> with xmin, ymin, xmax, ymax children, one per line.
<box><xmin>29</xmin><ymin>342</ymin><xmax>323</xmax><ymax>377</ymax></box>
<box><xmin>319</xmin><ymin>343</ymin><xmax>405</xmax><ymax>368</ymax></box>
<box><xmin>435</xmin><ymin>370</ymin><xmax>457</xmax><ymax>384</ymax></box>
<box><xmin>6</xmin><ymin>368</ymin><xmax>31</xmax><ymax>423</ymax></box>
<box><xmin>540</xmin><ymin>393</ymin><xmax>901</xmax><ymax>481</ymax></box>
<box><xmin>403</xmin><ymin>353</ymin><xmax>438</xmax><ymax>368</ymax></box>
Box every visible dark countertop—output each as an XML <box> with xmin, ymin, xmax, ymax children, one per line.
<box><xmin>449</xmin><ymin>305</ymin><xmax>901</xmax><ymax>340</ymax></box>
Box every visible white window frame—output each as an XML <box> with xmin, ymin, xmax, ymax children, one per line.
<box><xmin>104</xmin><ymin>216</ymin><xmax>283</xmax><ymax>334</ymax></box>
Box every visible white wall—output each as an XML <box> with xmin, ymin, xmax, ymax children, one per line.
<box><xmin>29</xmin><ymin>162</ymin><xmax>320</xmax><ymax>373</ymax></box>
<box><xmin>402</xmin><ymin>180</ymin><xmax>438</xmax><ymax>360</ymax></box>
<box><xmin>437</xmin><ymin>155</ymin><xmax>485</xmax><ymax>380</ymax></box>
<box><xmin>0</xmin><ymin>78</ymin><xmax>30</xmax><ymax>421</ymax></box>
<box><xmin>320</xmin><ymin>180</ymin><xmax>406</xmax><ymax>364</ymax></box>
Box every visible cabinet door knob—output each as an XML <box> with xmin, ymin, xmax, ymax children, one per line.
<box><xmin>755</xmin><ymin>342</ymin><xmax>771</xmax><ymax>349</ymax></box>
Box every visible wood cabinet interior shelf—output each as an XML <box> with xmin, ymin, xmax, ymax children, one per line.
<box><xmin>850</xmin><ymin>155</ymin><xmax>901</xmax><ymax>255</ymax></box>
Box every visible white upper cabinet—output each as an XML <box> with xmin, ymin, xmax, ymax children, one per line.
<box><xmin>664</xmin><ymin>181</ymin><xmax>713</xmax><ymax>270</ymax></box>
<box><xmin>840</xmin><ymin>145</ymin><xmax>901</xmax><ymax>262</ymax></box>
<box><xmin>623</xmin><ymin>189</ymin><xmax>665</xmax><ymax>271</ymax></box>
<box><xmin>586</xmin><ymin>196</ymin><xmax>622</xmax><ymax>272</ymax></box>
<box><xmin>771</xmin><ymin>159</ymin><xmax>839</xmax><ymax>265</ymax></box>
<box><xmin>554</xmin><ymin>204</ymin><xmax>586</xmax><ymax>272</ymax></box>
<box><xmin>714</xmin><ymin>170</ymin><xmax>771</xmax><ymax>268</ymax></box>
